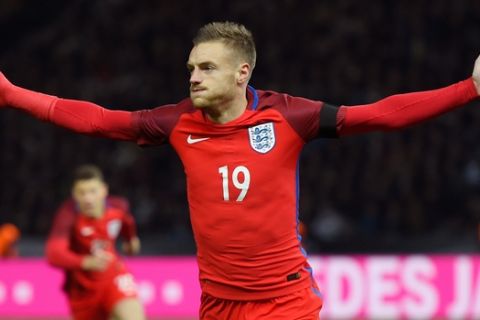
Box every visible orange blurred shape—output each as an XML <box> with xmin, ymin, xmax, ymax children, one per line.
<box><xmin>299</xmin><ymin>221</ymin><xmax>307</xmax><ymax>238</ymax></box>
<box><xmin>0</xmin><ymin>223</ymin><xmax>20</xmax><ymax>256</ymax></box>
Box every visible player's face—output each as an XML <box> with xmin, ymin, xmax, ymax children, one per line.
<box><xmin>187</xmin><ymin>41</ymin><xmax>243</xmax><ymax>108</ymax></box>
<box><xmin>72</xmin><ymin>178</ymin><xmax>108</xmax><ymax>218</ymax></box>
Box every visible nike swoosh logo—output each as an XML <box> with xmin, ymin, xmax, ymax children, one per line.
<box><xmin>187</xmin><ymin>134</ymin><xmax>210</xmax><ymax>144</ymax></box>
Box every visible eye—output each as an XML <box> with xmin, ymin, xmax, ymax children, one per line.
<box><xmin>203</xmin><ymin>65</ymin><xmax>215</xmax><ymax>71</ymax></box>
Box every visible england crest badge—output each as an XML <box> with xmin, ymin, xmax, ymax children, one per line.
<box><xmin>248</xmin><ymin>122</ymin><xmax>276</xmax><ymax>154</ymax></box>
<box><xmin>107</xmin><ymin>219</ymin><xmax>122</xmax><ymax>239</ymax></box>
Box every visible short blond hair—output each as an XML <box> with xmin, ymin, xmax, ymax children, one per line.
<box><xmin>193</xmin><ymin>21</ymin><xmax>256</xmax><ymax>70</ymax></box>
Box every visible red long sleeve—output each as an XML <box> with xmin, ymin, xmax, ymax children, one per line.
<box><xmin>46</xmin><ymin>238</ymin><xmax>84</xmax><ymax>270</ymax></box>
<box><xmin>338</xmin><ymin>77</ymin><xmax>479</xmax><ymax>136</ymax></box>
<box><xmin>46</xmin><ymin>205</ymin><xmax>84</xmax><ymax>270</ymax></box>
<box><xmin>6</xmin><ymin>85</ymin><xmax>57</xmax><ymax>120</ymax></box>
<box><xmin>50</xmin><ymin>99</ymin><xmax>138</xmax><ymax>141</ymax></box>
<box><xmin>5</xmin><ymin>83</ymin><xmax>139</xmax><ymax>141</ymax></box>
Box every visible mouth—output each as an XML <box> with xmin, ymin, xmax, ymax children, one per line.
<box><xmin>81</xmin><ymin>203</ymin><xmax>94</xmax><ymax>211</ymax></box>
<box><xmin>191</xmin><ymin>87</ymin><xmax>207</xmax><ymax>93</ymax></box>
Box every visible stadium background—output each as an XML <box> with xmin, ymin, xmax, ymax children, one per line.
<box><xmin>1</xmin><ymin>0</ymin><xmax>480</xmax><ymax>319</ymax></box>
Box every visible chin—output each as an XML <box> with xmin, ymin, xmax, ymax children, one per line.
<box><xmin>191</xmin><ymin>97</ymin><xmax>211</xmax><ymax>108</ymax></box>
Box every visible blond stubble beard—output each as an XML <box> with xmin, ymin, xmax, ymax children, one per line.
<box><xmin>190</xmin><ymin>87</ymin><xmax>237</xmax><ymax>110</ymax></box>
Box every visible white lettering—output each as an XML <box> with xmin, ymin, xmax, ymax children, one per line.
<box><xmin>0</xmin><ymin>281</ymin><xmax>6</xmax><ymax>304</ymax></box>
<box><xmin>402</xmin><ymin>256</ymin><xmax>438</xmax><ymax>318</ymax></box>
<box><xmin>367</xmin><ymin>257</ymin><xmax>400</xmax><ymax>319</ymax></box>
<box><xmin>326</xmin><ymin>257</ymin><xmax>363</xmax><ymax>318</ymax></box>
<box><xmin>470</xmin><ymin>259</ymin><xmax>480</xmax><ymax>318</ymax></box>
<box><xmin>446</xmin><ymin>256</ymin><xmax>471</xmax><ymax>319</ymax></box>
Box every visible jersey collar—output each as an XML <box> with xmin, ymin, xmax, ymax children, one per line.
<box><xmin>247</xmin><ymin>85</ymin><xmax>259</xmax><ymax>111</ymax></box>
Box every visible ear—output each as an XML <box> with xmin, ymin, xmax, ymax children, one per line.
<box><xmin>236</xmin><ymin>63</ymin><xmax>251</xmax><ymax>84</ymax></box>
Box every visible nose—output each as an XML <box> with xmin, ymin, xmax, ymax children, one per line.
<box><xmin>189</xmin><ymin>68</ymin><xmax>202</xmax><ymax>85</ymax></box>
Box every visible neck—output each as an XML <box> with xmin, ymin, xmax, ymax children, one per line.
<box><xmin>87</xmin><ymin>203</ymin><xmax>105</xmax><ymax>219</ymax></box>
<box><xmin>205</xmin><ymin>91</ymin><xmax>248</xmax><ymax>124</ymax></box>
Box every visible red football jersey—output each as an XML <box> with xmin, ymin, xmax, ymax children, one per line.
<box><xmin>133</xmin><ymin>87</ymin><xmax>331</xmax><ymax>300</ymax></box>
<box><xmin>46</xmin><ymin>196</ymin><xmax>137</xmax><ymax>292</ymax></box>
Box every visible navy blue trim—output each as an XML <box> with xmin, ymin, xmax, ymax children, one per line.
<box><xmin>248</xmin><ymin>85</ymin><xmax>259</xmax><ymax>111</ymax></box>
<box><xmin>295</xmin><ymin>161</ymin><xmax>323</xmax><ymax>299</ymax></box>
<box><xmin>295</xmin><ymin>160</ymin><xmax>307</xmax><ymax>256</ymax></box>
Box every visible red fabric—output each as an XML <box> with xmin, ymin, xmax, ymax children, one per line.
<box><xmin>3</xmin><ymin>81</ymin><xmax>137</xmax><ymax>140</ymax></box>
<box><xmin>338</xmin><ymin>78</ymin><xmax>479</xmax><ymax>136</ymax></box>
<box><xmin>5</xmin><ymin>85</ymin><xmax>57</xmax><ymax>120</ymax></box>
<box><xmin>68</xmin><ymin>271</ymin><xmax>138</xmax><ymax>320</ymax></box>
<box><xmin>131</xmin><ymin>88</ymin><xmax>324</xmax><ymax>146</ymax></box>
<box><xmin>51</xmin><ymin>99</ymin><xmax>137</xmax><ymax>140</ymax></box>
<box><xmin>157</xmin><ymin>100</ymin><xmax>317</xmax><ymax>300</ymax></box>
<box><xmin>46</xmin><ymin>237</ymin><xmax>84</xmax><ymax>269</ymax></box>
<box><xmin>46</xmin><ymin>205</ymin><xmax>84</xmax><ymax>269</ymax></box>
<box><xmin>200</xmin><ymin>285</ymin><xmax>322</xmax><ymax>320</ymax></box>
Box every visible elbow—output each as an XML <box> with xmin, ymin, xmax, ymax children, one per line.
<box><xmin>45</xmin><ymin>245</ymin><xmax>59</xmax><ymax>267</ymax></box>
<box><xmin>45</xmin><ymin>241</ymin><xmax>66</xmax><ymax>268</ymax></box>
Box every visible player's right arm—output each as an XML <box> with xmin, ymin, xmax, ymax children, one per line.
<box><xmin>0</xmin><ymin>72</ymin><xmax>138</xmax><ymax>141</ymax></box>
<box><xmin>46</xmin><ymin>201</ymin><xmax>111</xmax><ymax>272</ymax></box>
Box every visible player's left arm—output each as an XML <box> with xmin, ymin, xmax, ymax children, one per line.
<box><xmin>337</xmin><ymin>54</ymin><xmax>480</xmax><ymax>136</ymax></box>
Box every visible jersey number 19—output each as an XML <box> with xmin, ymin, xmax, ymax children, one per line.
<box><xmin>218</xmin><ymin>165</ymin><xmax>250</xmax><ymax>202</ymax></box>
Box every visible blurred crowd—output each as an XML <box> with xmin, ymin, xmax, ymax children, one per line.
<box><xmin>1</xmin><ymin>0</ymin><xmax>480</xmax><ymax>254</ymax></box>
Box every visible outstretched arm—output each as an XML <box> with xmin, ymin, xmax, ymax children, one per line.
<box><xmin>337</xmin><ymin>55</ymin><xmax>480</xmax><ymax>136</ymax></box>
<box><xmin>0</xmin><ymin>73</ymin><xmax>138</xmax><ymax>141</ymax></box>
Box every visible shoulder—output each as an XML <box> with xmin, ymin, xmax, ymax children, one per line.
<box><xmin>256</xmin><ymin>89</ymin><xmax>289</xmax><ymax>109</ymax></box>
<box><xmin>107</xmin><ymin>195</ymin><xmax>130</xmax><ymax>212</ymax></box>
<box><xmin>132</xmin><ymin>98</ymin><xmax>197</xmax><ymax>144</ymax></box>
<box><xmin>49</xmin><ymin>199</ymin><xmax>78</xmax><ymax>235</ymax></box>
<box><xmin>255</xmin><ymin>89</ymin><xmax>323</xmax><ymax>111</ymax></box>
<box><xmin>254</xmin><ymin>88</ymin><xmax>335</xmax><ymax>141</ymax></box>
<box><xmin>135</xmin><ymin>98</ymin><xmax>196</xmax><ymax>119</ymax></box>
<box><xmin>55</xmin><ymin>198</ymin><xmax>76</xmax><ymax>216</ymax></box>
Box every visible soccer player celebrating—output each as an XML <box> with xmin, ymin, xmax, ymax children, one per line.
<box><xmin>45</xmin><ymin>165</ymin><xmax>145</xmax><ymax>320</ymax></box>
<box><xmin>1</xmin><ymin>21</ymin><xmax>479</xmax><ymax>319</ymax></box>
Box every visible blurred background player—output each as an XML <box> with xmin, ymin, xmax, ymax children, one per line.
<box><xmin>0</xmin><ymin>222</ymin><xmax>20</xmax><ymax>258</ymax></box>
<box><xmin>45</xmin><ymin>164</ymin><xmax>145</xmax><ymax>320</ymax></box>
